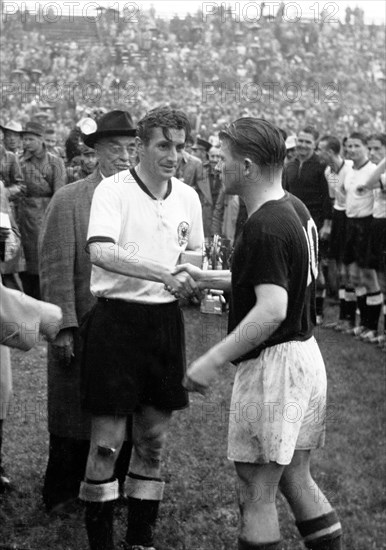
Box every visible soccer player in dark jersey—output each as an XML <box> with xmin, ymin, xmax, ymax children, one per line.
<box><xmin>174</xmin><ymin>118</ymin><xmax>342</xmax><ymax>550</ymax></box>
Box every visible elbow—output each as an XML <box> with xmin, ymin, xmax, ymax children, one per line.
<box><xmin>88</xmin><ymin>242</ymin><xmax>104</xmax><ymax>266</ymax></box>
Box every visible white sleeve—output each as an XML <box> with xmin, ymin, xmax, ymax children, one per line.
<box><xmin>87</xmin><ymin>178</ymin><xmax>122</xmax><ymax>243</ymax></box>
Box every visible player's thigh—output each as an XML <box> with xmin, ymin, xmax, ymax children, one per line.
<box><xmin>235</xmin><ymin>461</ymin><xmax>285</xmax><ymax>504</ymax></box>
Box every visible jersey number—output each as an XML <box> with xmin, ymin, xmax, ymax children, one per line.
<box><xmin>303</xmin><ymin>219</ymin><xmax>318</xmax><ymax>286</ymax></box>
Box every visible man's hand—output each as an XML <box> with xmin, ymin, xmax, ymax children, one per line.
<box><xmin>51</xmin><ymin>328</ymin><xmax>75</xmax><ymax>367</ymax></box>
<box><xmin>173</xmin><ymin>263</ymin><xmax>203</xmax><ymax>282</ymax></box>
<box><xmin>164</xmin><ymin>269</ymin><xmax>202</xmax><ymax>300</ymax></box>
<box><xmin>183</xmin><ymin>353</ymin><xmax>221</xmax><ymax>396</ymax></box>
<box><xmin>319</xmin><ymin>221</ymin><xmax>331</xmax><ymax>241</ymax></box>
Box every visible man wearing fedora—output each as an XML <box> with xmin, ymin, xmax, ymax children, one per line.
<box><xmin>0</xmin><ymin>120</ymin><xmax>23</xmax><ymax>156</ymax></box>
<box><xmin>39</xmin><ymin>110</ymin><xmax>136</xmax><ymax>514</ymax></box>
<box><xmin>19</xmin><ymin>120</ymin><xmax>66</xmax><ymax>299</ymax></box>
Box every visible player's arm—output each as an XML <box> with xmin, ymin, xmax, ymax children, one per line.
<box><xmin>362</xmin><ymin>157</ymin><xmax>386</xmax><ymax>190</ymax></box>
<box><xmin>172</xmin><ymin>263</ymin><xmax>232</xmax><ymax>292</ymax></box>
<box><xmin>88</xmin><ymin>241</ymin><xmax>200</xmax><ymax>299</ymax></box>
<box><xmin>184</xmin><ymin>283</ymin><xmax>288</xmax><ymax>393</ymax></box>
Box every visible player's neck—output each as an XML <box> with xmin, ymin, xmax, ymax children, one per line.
<box><xmin>242</xmin><ymin>181</ymin><xmax>285</xmax><ymax>217</ymax></box>
<box><xmin>135</xmin><ymin>164</ymin><xmax>169</xmax><ymax>198</ymax></box>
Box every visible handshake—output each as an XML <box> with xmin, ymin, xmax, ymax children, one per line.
<box><xmin>164</xmin><ymin>263</ymin><xmax>205</xmax><ymax>301</ymax></box>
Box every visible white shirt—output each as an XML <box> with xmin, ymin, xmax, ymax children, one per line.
<box><xmin>344</xmin><ymin>160</ymin><xmax>376</xmax><ymax>218</ymax></box>
<box><xmin>325</xmin><ymin>160</ymin><xmax>353</xmax><ymax>211</ymax></box>
<box><xmin>87</xmin><ymin>169</ymin><xmax>204</xmax><ymax>303</ymax></box>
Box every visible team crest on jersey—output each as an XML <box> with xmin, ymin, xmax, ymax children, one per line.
<box><xmin>177</xmin><ymin>221</ymin><xmax>189</xmax><ymax>246</ymax></box>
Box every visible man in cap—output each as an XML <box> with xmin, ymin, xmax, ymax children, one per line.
<box><xmin>19</xmin><ymin>121</ymin><xmax>66</xmax><ymax>299</ymax></box>
<box><xmin>78</xmin><ymin>106</ymin><xmax>204</xmax><ymax>550</ymax></box>
<box><xmin>39</xmin><ymin>110</ymin><xmax>136</xmax><ymax>514</ymax></box>
<box><xmin>0</xmin><ymin>121</ymin><xmax>23</xmax><ymax>156</ymax></box>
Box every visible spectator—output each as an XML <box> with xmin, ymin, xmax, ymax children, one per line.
<box><xmin>18</xmin><ymin>121</ymin><xmax>66</xmax><ymax>299</ymax></box>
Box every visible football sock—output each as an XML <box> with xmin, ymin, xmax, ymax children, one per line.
<box><xmin>344</xmin><ymin>287</ymin><xmax>356</xmax><ymax>324</ymax></box>
<box><xmin>365</xmin><ymin>292</ymin><xmax>383</xmax><ymax>331</ymax></box>
<box><xmin>338</xmin><ymin>286</ymin><xmax>346</xmax><ymax>321</ymax></box>
<box><xmin>126</xmin><ymin>472</ymin><xmax>165</xmax><ymax>547</ymax></box>
<box><xmin>297</xmin><ymin>510</ymin><xmax>342</xmax><ymax>549</ymax></box>
<box><xmin>355</xmin><ymin>286</ymin><xmax>367</xmax><ymax>326</ymax></box>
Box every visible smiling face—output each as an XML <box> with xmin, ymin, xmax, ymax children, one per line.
<box><xmin>95</xmin><ymin>135</ymin><xmax>136</xmax><ymax>177</ymax></box>
<box><xmin>137</xmin><ymin>127</ymin><xmax>186</xmax><ymax>184</ymax></box>
<box><xmin>296</xmin><ymin>131</ymin><xmax>316</xmax><ymax>160</ymax></box>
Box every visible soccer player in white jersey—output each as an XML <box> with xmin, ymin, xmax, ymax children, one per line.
<box><xmin>317</xmin><ymin>135</ymin><xmax>353</xmax><ymax>330</ymax></box>
<box><xmin>360</xmin><ymin>134</ymin><xmax>386</xmax><ymax>346</ymax></box>
<box><xmin>174</xmin><ymin>118</ymin><xmax>342</xmax><ymax>550</ymax></box>
<box><xmin>78</xmin><ymin>106</ymin><xmax>204</xmax><ymax>550</ymax></box>
<box><xmin>342</xmin><ymin>133</ymin><xmax>380</xmax><ymax>338</ymax></box>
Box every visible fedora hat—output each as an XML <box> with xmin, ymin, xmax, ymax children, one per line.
<box><xmin>21</xmin><ymin>121</ymin><xmax>45</xmax><ymax>137</ymax></box>
<box><xmin>82</xmin><ymin>110</ymin><xmax>136</xmax><ymax>148</ymax></box>
<box><xmin>0</xmin><ymin>120</ymin><xmax>23</xmax><ymax>133</ymax></box>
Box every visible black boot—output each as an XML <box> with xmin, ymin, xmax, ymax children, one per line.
<box><xmin>85</xmin><ymin>500</ymin><xmax>115</xmax><ymax>550</ymax></box>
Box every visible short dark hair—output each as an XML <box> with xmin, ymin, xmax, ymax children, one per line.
<box><xmin>319</xmin><ymin>135</ymin><xmax>341</xmax><ymax>155</ymax></box>
<box><xmin>137</xmin><ymin>106</ymin><xmax>191</xmax><ymax>145</ymax></box>
<box><xmin>301</xmin><ymin>125</ymin><xmax>319</xmax><ymax>141</ymax></box>
<box><xmin>349</xmin><ymin>132</ymin><xmax>368</xmax><ymax>145</ymax></box>
<box><xmin>219</xmin><ymin>118</ymin><xmax>286</xmax><ymax>167</ymax></box>
<box><xmin>368</xmin><ymin>133</ymin><xmax>386</xmax><ymax>147</ymax></box>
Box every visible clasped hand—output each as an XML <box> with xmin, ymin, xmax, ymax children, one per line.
<box><xmin>164</xmin><ymin>264</ymin><xmax>203</xmax><ymax>301</ymax></box>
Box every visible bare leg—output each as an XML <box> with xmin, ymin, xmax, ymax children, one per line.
<box><xmin>234</xmin><ymin>461</ymin><xmax>285</xmax><ymax>545</ymax></box>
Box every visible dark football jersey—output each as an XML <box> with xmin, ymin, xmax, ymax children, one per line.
<box><xmin>228</xmin><ymin>192</ymin><xmax>318</xmax><ymax>362</ymax></box>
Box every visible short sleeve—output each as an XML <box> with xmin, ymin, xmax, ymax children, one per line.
<box><xmin>87</xmin><ymin>178</ymin><xmax>122</xmax><ymax>244</ymax></box>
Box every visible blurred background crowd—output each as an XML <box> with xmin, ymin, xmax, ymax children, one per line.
<box><xmin>1</xmin><ymin>1</ymin><xmax>385</xmax><ymax>144</ymax></box>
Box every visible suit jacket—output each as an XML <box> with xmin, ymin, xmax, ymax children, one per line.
<box><xmin>39</xmin><ymin>169</ymin><xmax>102</xmax><ymax>438</ymax></box>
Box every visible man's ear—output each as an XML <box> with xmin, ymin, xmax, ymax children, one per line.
<box><xmin>135</xmin><ymin>136</ymin><xmax>143</xmax><ymax>149</ymax></box>
<box><xmin>244</xmin><ymin>157</ymin><xmax>253</xmax><ymax>174</ymax></box>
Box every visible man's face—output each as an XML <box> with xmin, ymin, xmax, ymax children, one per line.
<box><xmin>208</xmin><ymin>147</ymin><xmax>221</xmax><ymax>169</ymax></box>
<box><xmin>367</xmin><ymin>139</ymin><xmax>386</xmax><ymax>164</ymax></box>
<box><xmin>4</xmin><ymin>130</ymin><xmax>21</xmax><ymax>151</ymax></box>
<box><xmin>316</xmin><ymin>140</ymin><xmax>331</xmax><ymax>165</ymax></box>
<box><xmin>138</xmin><ymin>127</ymin><xmax>186</xmax><ymax>183</ymax></box>
<box><xmin>218</xmin><ymin>140</ymin><xmax>243</xmax><ymax>195</ymax></box>
<box><xmin>23</xmin><ymin>133</ymin><xmax>43</xmax><ymax>154</ymax></box>
<box><xmin>296</xmin><ymin>132</ymin><xmax>315</xmax><ymax>159</ymax></box>
<box><xmin>81</xmin><ymin>151</ymin><xmax>98</xmax><ymax>174</ymax></box>
<box><xmin>192</xmin><ymin>145</ymin><xmax>207</xmax><ymax>162</ymax></box>
<box><xmin>44</xmin><ymin>133</ymin><xmax>56</xmax><ymax>149</ymax></box>
<box><xmin>95</xmin><ymin>135</ymin><xmax>136</xmax><ymax>177</ymax></box>
<box><xmin>346</xmin><ymin>138</ymin><xmax>368</xmax><ymax>164</ymax></box>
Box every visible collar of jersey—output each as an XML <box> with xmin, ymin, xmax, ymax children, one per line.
<box><xmin>130</xmin><ymin>167</ymin><xmax>172</xmax><ymax>200</ymax></box>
